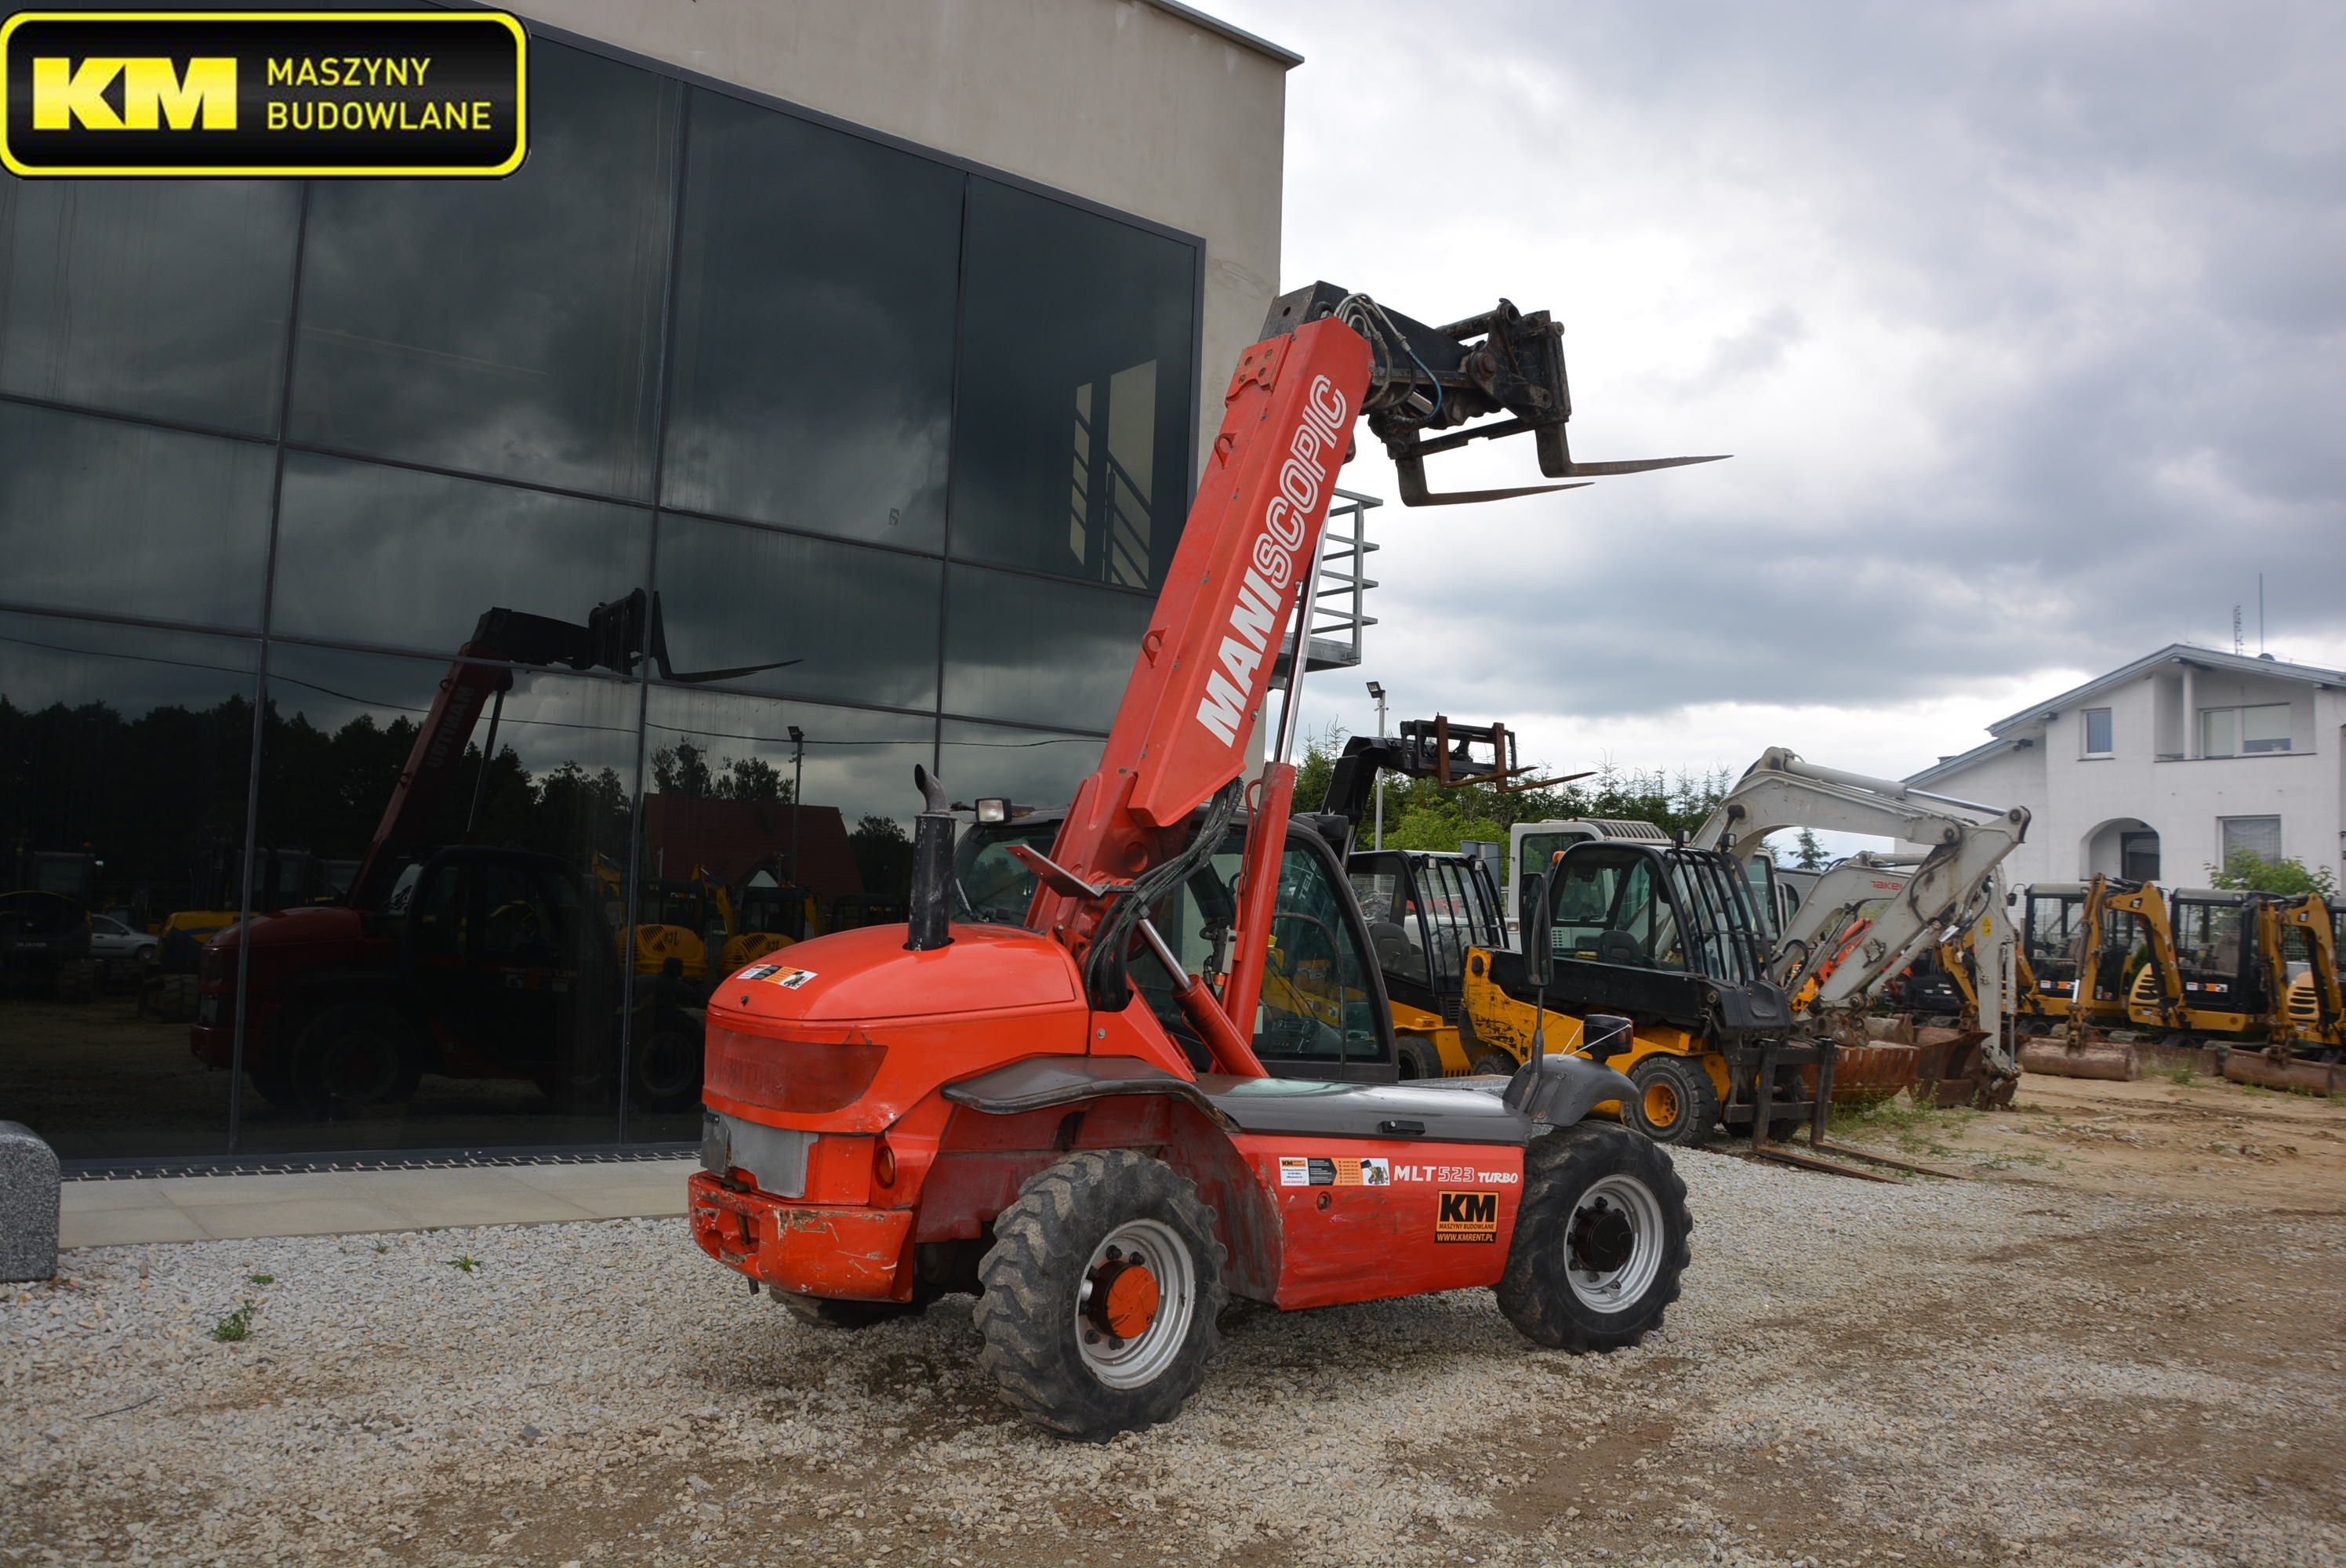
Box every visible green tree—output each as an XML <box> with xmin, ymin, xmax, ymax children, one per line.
<box><xmin>1792</xmin><ymin>828</ymin><xmax>1828</xmax><ymax>870</ymax></box>
<box><xmin>1289</xmin><ymin>731</ymin><xmax>1729</xmax><ymax>854</ymax></box>
<box><xmin>2205</xmin><ymin>849</ymin><xmax>2337</xmax><ymax>898</ymax></box>
<box><xmin>848</xmin><ymin>815</ymin><xmax>913</xmax><ymax>900</ymax></box>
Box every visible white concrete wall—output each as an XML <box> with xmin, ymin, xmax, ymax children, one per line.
<box><xmin>1926</xmin><ymin>666</ymin><xmax>2346</xmax><ymax>892</ymax></box>
<box><xmin>512</xmin><ymin>0</ymin><xmax>1290</xmax><ymax>470</ymax></box>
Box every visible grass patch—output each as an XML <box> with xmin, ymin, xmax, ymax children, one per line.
<box><xmin>1829</xmin><ymin>1096</ymin><xmax>1980</xmax><ymax>1156</ymax></box>
<box><xmin>444</xmin><ymin>1255</ymin><xmax>481</xmax><ymax>1273</ymax></box>
<box><xmin>246</xmin><ymin>1272</ymin><xmax>274</xmax><ymax>1286</ymax></box>
<box><xmin>2156</xmin><ymin>1068</ymin><xmax>2196</xmax><ymax>1087</ymax></box>
<box><xmin>210</xmin><ymin>1301</ymin><xmax>256</xmax><ymax>1342</ymax></box>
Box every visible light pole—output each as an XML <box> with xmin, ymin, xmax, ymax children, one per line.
<box><xmin>1365</xmin><ymin>681</ymin><xmax>1386</xmax><ymax>850</ymax></box>
<box><xmin>787</xmin><ymin>724</ymin><xmax>805</xmax><ymax>887</ymax></box>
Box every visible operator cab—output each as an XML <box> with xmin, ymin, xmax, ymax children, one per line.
<box><xmin>1346</xmin><ymin>848</ymin><xmax>1505</xmax><ymax>1029</ymax></box>
<box><xmin>955</xmin><ymin>809</ymin><xmax>1400</xmax><ymax>1083</ymax></box>
<box><xmin>2021</xmin><ymin>882</ymin><xmax>2139</xmax><ymax>1015</ymax></box>
<box><xmin>2155</xmin><ymin>887</ymin><xmax>2272</xmax><ymax>1019</ymax></box>
<box><xmin>1498</xmin><ymin>840</ymin><xmax>1786</xmax><ymax>1035</ymax></box>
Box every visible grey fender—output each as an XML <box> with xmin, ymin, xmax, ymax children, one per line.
<box><xmin>1508</xmin><ymin>1052</ymin><xmax>1637</xmax><ymax>1129</ymax></box>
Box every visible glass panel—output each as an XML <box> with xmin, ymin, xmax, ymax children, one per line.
<box><xmin>238</xmin><ymin>643</ymin><xmax>641</xmax><ymax>1153</ymax></box>
<box><xmin>1348</xmin><ymin>855</ymin><xmax>1429</xmax><ymax>986</ymax></box>
<box><xmin>653</xmin><ymin>516</ymin><xmax>940</xmax><ymax>710</ymax></box>
<box><xmin>289</xmin><ymin>42</ymin><xmax>679</xmax><ymax>496</ymax></box>
<box><xmin>2222</xmin><ymin>815</ymin><xmax>2282</xmax><ymax>864</ymax></box>
<box><xmin>1255</xmin><ymin>843</ymin><xmax>1382</xmax><ymax>1064</ymax></box>
<box><xmin>0</xmin><ymin>615</ymin><xmax>258</xmax><ymax>1160</ymax></box>
<box><xmin>271</xmin><ymin>452</ymin><xmax>650</xmax><ymax>655</ymax></box>
<box><xmin>0</xmin><ymin>401</ymin><xmax>274</xmax><ymax>628</ymax></box>
<box><xmin>935</xmin><ymin>720</ymin><xmax>1103</xmax><ymax>815</ymax></box>
<box><xmin>0</xmin><ymin>178</ymin><xmax>300</xmax><ymax>434</ymax></box>
<box><xmin>2083</xmin><ymin>708</ymin><xmax>2112</xmax><ymax>754</ymax></box>
<box><xmin>634</xmin><ymin>688</ymin><xmax>935</xmax><ymax>1139</ymax></box>
<box><xmin>1549</xmin><ymin>848</ymin><xmax>1684</xmax><ymax>971</ymax></box>
<box><xmin>941</xmin><ymin>566</ymin><xmax>1148</xmax><ymax>730</ymax></box>
<box><xmin>662</xmin><ymin>89</ymin><xmax>962</xmax><ymax>548</ymax></box>
<box><xmin>643</xmin><ymin>684</ymin><xmax>935</xmax><ymax>933</ymax></box>
<box><xmin>1420</xmin><ymin>858</ymin><xmax>1477</xmax><ymax>989</ymax></box>
<box><xmin>2170</xmin><ymin>899</ymin><xmax>2246</xmax><ymax>981</ymax></box>
<box><xmin>2200</xmin><ymin>707</ymin><xmax>2238</xmax><ymax>758</ymax></box>
<box><xmin>2241</xmin><ymin>703</ymin><xmax>2290</xmax><ymax>753</ymax></box>
<box><xmin>950</xmin><ymin>179</ymin><xmax>1197</xmax><ymax>587</ymax></box>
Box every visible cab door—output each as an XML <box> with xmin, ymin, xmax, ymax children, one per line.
<box><xmin>1254</xmin><ymin>829</ymin><xmax>1396</xmax><ymax>1083</ymax></box>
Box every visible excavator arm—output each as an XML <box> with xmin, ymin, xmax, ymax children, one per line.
<box><xmin>1689</xmin><ymin>749</ymin><xmax>2029</xmax><ymax>1020</ymax></box>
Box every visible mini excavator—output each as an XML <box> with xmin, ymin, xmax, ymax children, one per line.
<box><xmin>690</xmin><ymin>285</ymin><xmax>1723</xmax><ymax>1438</ymax></box>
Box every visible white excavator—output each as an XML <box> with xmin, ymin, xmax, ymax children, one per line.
<box><xmin>1688</xmin><ymin>748</ymin><xmax>2031</xmax><ymax>1105</ymax></box>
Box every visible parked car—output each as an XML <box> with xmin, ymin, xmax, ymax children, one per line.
<box><xmin>88</xmin><ymin>913</ymin><xmax>159</xmax><ymax>976</ymax></box>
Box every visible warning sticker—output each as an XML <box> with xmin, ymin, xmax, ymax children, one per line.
<box><xmin>1278</xmin><ymin>1156</ymin><xmax>1393</xmax><ymax>1188</ymax></box>
<box><xmin>739</xmin><ymin>964</ymin><xmax>817</xmax><ymax>989</ymax></box>
<box><xmin>1436</xmin><ymin>1190</ymin><xmax>1500</xmax><ymax>1243</ymax></box>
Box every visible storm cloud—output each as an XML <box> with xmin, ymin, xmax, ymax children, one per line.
<box><xmin>1214</xmin><ymin>0</ymin><xmax>2344</xmax><ymax>776</ymax></box>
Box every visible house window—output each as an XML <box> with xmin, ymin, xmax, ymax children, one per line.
<box><xmin>2200</xmin><ymin>703</ymin><xmax>2290</xmax><ymax>757</ymax></box>
<box><xmin>2082</xmin><ymin>708</ymin><xmax>2113</xmax><ymax>756</ymax></box>
<box><xmin>2119</xmin><ymin>830</ymin><xmax>2160</xmax><ymax>881</ymax></box>
<box><xmin>2221</xmin><ymin>815</ymin><xmax>2282</xmax><ymax>865</ymax></box>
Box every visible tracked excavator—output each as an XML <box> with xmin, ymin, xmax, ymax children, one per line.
<box><xmin>688</xmin><ymin>282</ymin><xmax>1728</xmax><ymax>1438</ymax></box>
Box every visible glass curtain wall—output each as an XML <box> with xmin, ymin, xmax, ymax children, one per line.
<box><xmin>0</xmin><ymin>30</ymin><xmax>1199</xmax><ymax>1161</ymax></box>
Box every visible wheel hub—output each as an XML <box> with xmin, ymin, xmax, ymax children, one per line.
<box><xmin>1641</xmin><ymin>1080</ymin><xmax>1681</xmax><ymax>1128</ymax></box>
<box><xmin>1084</xmin><ymin>1248</ymin><xmax>1162</xmax><ymax>1344</ymax></box>
<box><xmin>1569</xmin><ymin>1196</ymin><xmax>1636</xmax><ymax>1276</ymax></box>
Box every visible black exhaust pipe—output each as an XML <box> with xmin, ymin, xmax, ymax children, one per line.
<box><xmin>905</xmin><ymin>764</ymin><xmax>955</xmax><ymax>952</ymax></box>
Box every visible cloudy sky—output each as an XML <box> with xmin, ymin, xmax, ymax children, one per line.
<box><xmin>1211</xmin><ymin>0</ymin><xmax>2345</xmax><ymax>793</ymax></box>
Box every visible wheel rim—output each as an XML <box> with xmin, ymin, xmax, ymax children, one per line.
<box><xmin>1640</xmin><ymin>1080</ymin><xmax>1681</xmax><ymax>1131</ymax></box>
<box><xmin>323</xmin><ymin>1031</ymin><xmax>399</xmax><ymax>1102</ymax></box>
<box><xmin>1075</xmin><ymin>1218</ymin><xmax>1195</xmax><ymax>1390</ymax></box>
<box><xmin>1564</xmin><ymin>1174</ymin><xmax>1665</xmax><ymax>1315</ymax></box>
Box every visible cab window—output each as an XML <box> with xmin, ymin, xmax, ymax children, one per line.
<box><xmin>1256</xmin><ymin>843</ymin><xmax>1383</xmax><ymax>1064</ymax></box>
<box><xmin>1549</xmin><ymin>848</ymin><xmax>1684</xmax><ymax>971</ymax></box>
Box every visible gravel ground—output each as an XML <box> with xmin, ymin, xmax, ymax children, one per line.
<box><xmin>5</xmin><ymin>1150</ymin><xmax>2341</xmax><ymax>1568</ymax></box>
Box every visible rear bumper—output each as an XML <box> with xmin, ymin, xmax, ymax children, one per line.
<box><xmin>687</xmin><ymin>1171</ymin><xmax>913</xmax><ymax>1301</ymax></box>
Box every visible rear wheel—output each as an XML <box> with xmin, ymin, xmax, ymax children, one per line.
<box><xmin>1622</xmin><ymin>1053</ymin><xmax>1719</xmax><ymax>1146</ymax></box>
<box><xmin>1497</xmin><ymin>1123</ymin><xmax>1690</xmax><ymax>1352</ymax></box>
<box><xmin>974</xmin><ymin>1148</ymin><xmax>1225</xmax><ymax>1439</ymax></box>
<box><xmin>1469</xmin><ymin>1049</ymin><xmax>1519</xmax><ymax>1077</ymax></box>
<box><xmin>289</xmin><ymin>1004</ymin><xmax>422</xmax><ymax>1118</ymax></box>
<box><xmin>1396</xmin><ymin>1036</ymin><xmax>1443</xmax><ymax>1080</ymax></box>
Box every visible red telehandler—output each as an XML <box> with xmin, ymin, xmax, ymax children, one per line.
<box><xmin>690</xmin><ymin>284</ymin><xmax>1725</xmax><ymax>1437</ymax></box>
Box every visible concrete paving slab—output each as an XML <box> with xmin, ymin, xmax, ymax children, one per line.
<box><xmin>173</xmin><ymin>1198</ymin><xmax>409</xmax><ymax>1241</ymax></box>
<box><xmin>58</xmin><ymin>1181</ymin><xmax>182</xmax><ymax>1214</ymax></box>
<box><xmin>59</xmin><ymin>1206</ymin><xmax>207</xmax><ymax>1249</ymax></box>
<box><xmin>59</xmin><ymin>1160</ymin><xmax>699</xmax><ymax>1249</ymax></box>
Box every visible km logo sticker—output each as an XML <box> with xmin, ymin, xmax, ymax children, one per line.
<box><xmin>1436</xmin><ymin>1189</ymin><xmax>1499</xmax><ymax>1243</ymax></box>
<box><xmin>2</xmin><ymin>11</ymin><xmax>527</xmax><ymax>177</ymax></box>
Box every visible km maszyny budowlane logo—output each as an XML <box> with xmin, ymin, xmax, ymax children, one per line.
<box><xmin>1</xmin><ymin>10</ymin><xmax>527</xmax><ymax>177</ymax></box>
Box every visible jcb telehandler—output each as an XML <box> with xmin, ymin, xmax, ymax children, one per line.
<box><xmin>690</xmin><ymin>284</ymin><xmax>1723</xmax><ymax>1437</ymax></box>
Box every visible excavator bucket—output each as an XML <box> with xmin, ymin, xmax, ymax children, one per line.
<box><xmin>2016</xmin><ymin>1032</ymin><xmax>2141</xmax><ymax>1082</ymax></box>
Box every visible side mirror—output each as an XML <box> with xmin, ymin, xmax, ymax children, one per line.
<box><xmin>1583</xmin><ymin>1013</ymin><xmax>1634</xmax><ymax>1062</ymax></box>
<box><xmin>1520</xmin><ymin>869</ymin><xmax>1554</xmax><ymax>988</ymax></box>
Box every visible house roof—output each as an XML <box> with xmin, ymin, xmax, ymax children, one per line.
<box><xmin>1905</xmin><ymin>643</ymin><xmax>2346</xmax><ymax>786</ymax></box>
<box><xmin>1141</xmin><ymin>2</ymin><xmax>1305</xmax><ymax>67</ymax></box>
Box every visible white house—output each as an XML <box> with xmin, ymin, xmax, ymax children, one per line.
<box><xmin>1903</xmin><ymin>646</ymin><xmax>2346</xmax><ymax>889</ymax></box>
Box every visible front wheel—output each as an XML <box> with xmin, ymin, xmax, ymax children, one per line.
<box><xmin>973</xmin><ymin>1148</ymin><xmax>1226</xmax><ymax>1439</ymax></box>
<box><xmin>1396</xmin><ymin>1036</ymin><xmax>1443</xmax><ymax>1080</ymax></box>
<box><xmin>1496</xmin><ymin>1123</ymin><xmax>1690</xmax><ymax>1352</ymax></box>
<box><xmin>289</xmin><ymin>1004</ymin><xmax>423</xmax><ymax>1118</ymax></box>
<box><xmin>1623</xmin><ymin>1052</ymin><xmax>1720</xmax><ymax>1146</ymax></box>
<box><xmin>630</xmin><ymin>1023</ymin><xmax>703</xmax><ymax>1113</ymax></box>
<box><xmin>1469</xmin><ymin>1049</ymin><xmax>1520</xmax><ymax>1077</ymax></box>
